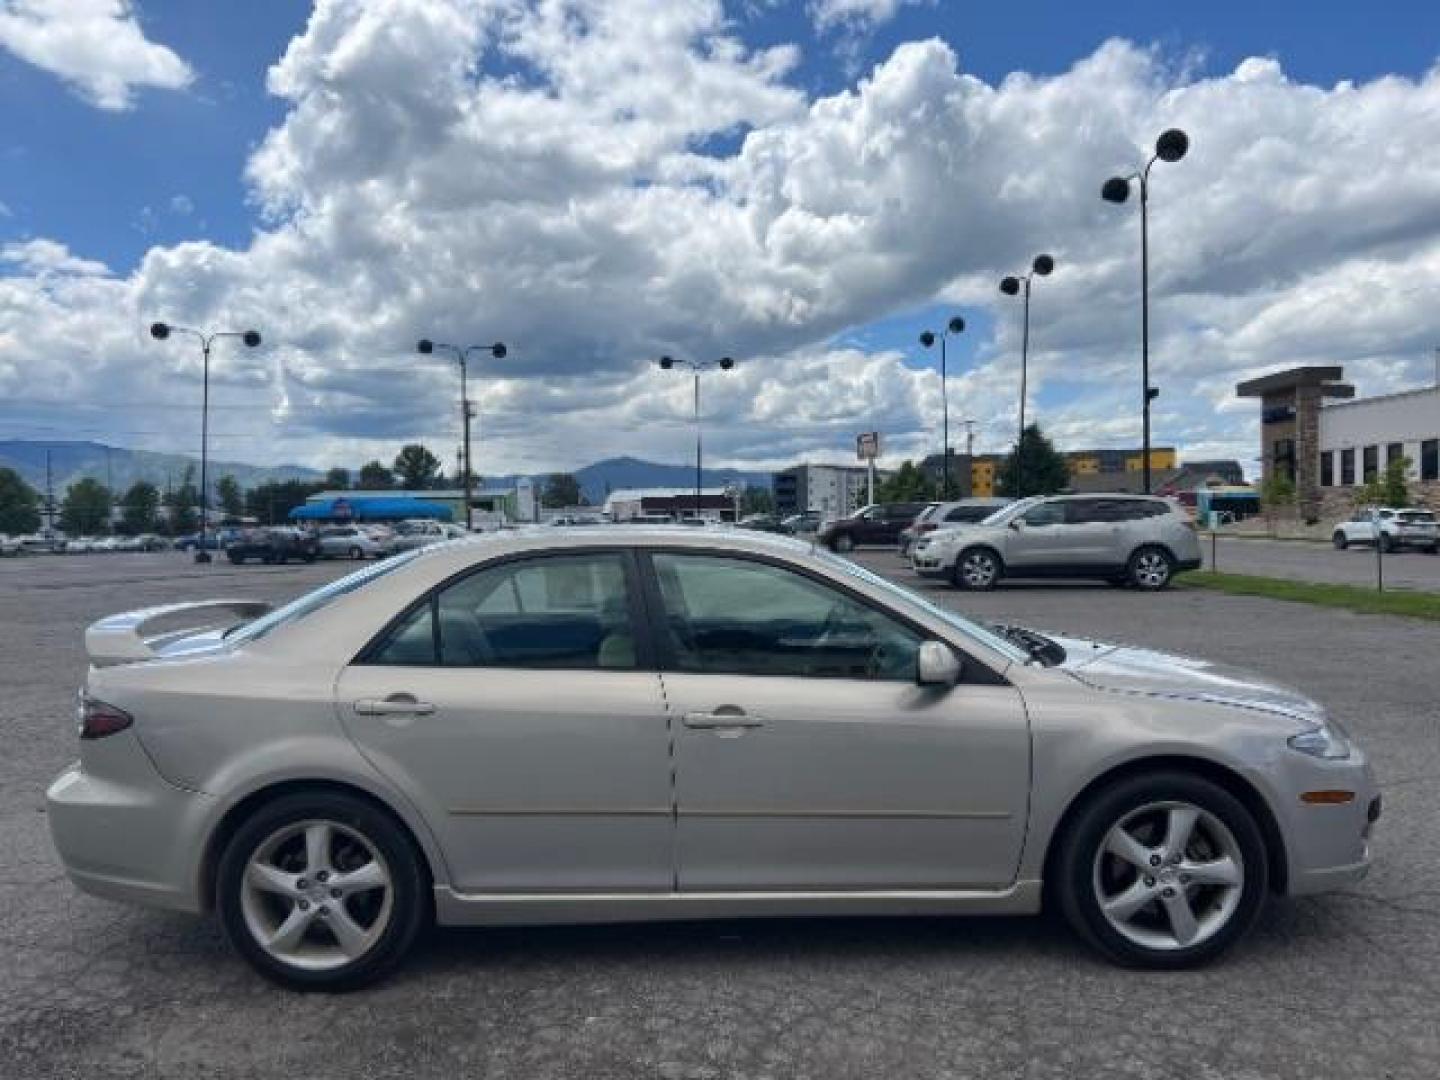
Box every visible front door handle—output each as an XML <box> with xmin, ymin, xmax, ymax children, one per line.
<box><xmin>354</xmin><ymin>694</ymin><xmax>436</xmax><ymax>717</ymax></box>
<box><xmin>683</xmin><ymin>710</ymin><xmax>765</xmax><ymax>729</ymax></box>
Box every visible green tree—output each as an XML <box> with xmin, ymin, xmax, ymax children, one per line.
<box><xmin>0</xmin><ymin>467</ymin><xmax>41</xmax><ymax>534</ymax></box>
<box><xmin>215</xmin><ymin>474</ymin><xmax>245</xmax><ymax>520</ymax></box>
<box><xmin>245</xmin><ymin>480</ymin><xmax>326</xmax><ymax>525</ymax></box>
<box><xmin>996</xmin><ymin>425</ymin><xmax>1070</xmax><ymax>497</ymax></box>
<box><xmin>60</xmin><ymin>478</ymin><xmax>112</xmax><ymax>536</ymax></box>
<box><xmin>873</xmin><ymin>460</ymin><xmax>928</xmax><ymax>503</ymax></box>
<box><xmin>325</xmin><ymin>467</ymin><xmax>351</xmax><ymax>490</ymax></box>
<box><xmin>740</xmin><ymin>485</ymin><xmax>774</xmax><ymax>515</ymax></box>
<box><xmin>393</xmin><ymin>444</ymin><xmax>441</xmax><ymax>489</ymax></box>
<box><xmin>165</xmin><ymin>466</ymin><xmax>199</xmax><ymax>535</ymax></box>
<box><xmin>119</xmin><ymin>481</ymin><xmax>160</xmax><ymax>535</ymax></box>
<box><xmin>542</xmin><ymin>472</ymin><xmax>583</xmax><ymax>508</ymax></box>
<box><xmin>1381</xmin><ymin>457</ymin><xmax>1411</xmax><ymax>507</ymax></box>
<box><xmin>357</xmin><ymin>461</ymin><xmax>395</xmax><ymax>490</ymax></box>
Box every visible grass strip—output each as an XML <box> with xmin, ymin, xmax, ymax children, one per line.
<box><xmin>1179</xmin><ymin>571</ymin><xmax>1440</xmax><ymax>622</ymax></box>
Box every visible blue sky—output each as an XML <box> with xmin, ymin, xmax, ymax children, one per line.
<box><xmin>2</xmin><ymin>1</ymin><xmax>1439</xmax><ymax>473</ymax></box>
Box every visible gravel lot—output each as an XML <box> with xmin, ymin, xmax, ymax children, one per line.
<box><xmin>1204</xmin><ymin>534</ymin><xmax>1440</xmax><ymax>592</ymax></box>
<box><xmin>2</xmin><ymin>549</ymin><xmax>1437</xmax><ymax>1079</ymax></box>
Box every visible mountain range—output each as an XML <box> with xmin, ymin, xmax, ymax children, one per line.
<box><xmin>0</xmin><ymin>442</ymin><xmax>774</xmax><ymax>504</ymax></box>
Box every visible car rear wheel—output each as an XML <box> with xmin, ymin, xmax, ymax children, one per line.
<box><xmin>348</xmin><ymin>545</ymin><xmax>363</xmax><ymax>560</ymax></box>
<box><xmin>1332</xmin><ymin>532</ymin><xmax>1348</xmax><ymax>550</ymax></box>
<box><xmin>216</xmin><ymin>791</ymin><xmax>428</xmax><ymax>991</ymax></box>
<box><xmin>953</xmin><ymin>548</ymin><xmax>1001</xmax><ymax>591</ymax></box>
<box><xmin>1128</xmin><ymin>546</ymin><xmax>1174</xmax><ymax>590</ymax></box>
<box><xmin>1055</xmin><ymin>771</ymin><xmax>1267</xmax><ymax>969</ymax></box>
<box><xmin>832</xmin><ymin>534</ymin><xmax>855</xmax><ymax>553</ymax></box>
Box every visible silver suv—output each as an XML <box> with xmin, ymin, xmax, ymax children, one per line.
<box><xmin>912</xmin><ymin>494</ymin><xmax>1201</xmax><ymax>590</ymax></box>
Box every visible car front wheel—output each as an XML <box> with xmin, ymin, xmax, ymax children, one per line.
<box><xmin>1055</xmin><ymin>771</ymin><xmax>1267</xmax><ymax>969</ymax></box>
<box><xmin>216</xmin><ymin>791</ymin><xmax>428</xmax><ymax>991</ymax></box>
<box><xmin>349</xmin><ymin>546</ymin><xmax>363</xmax><ymax>560</ymax></box>
<box><xmin>1128</xmin><ymin>546</ymin><xmax>1174</xmax><ymax>590</ymax></box>
<box><xmin>953</xmin><ymin>548</ymin><xmax>1002</xmax><ymax>591</ymax></box>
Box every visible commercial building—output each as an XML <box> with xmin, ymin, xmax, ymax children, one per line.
<box><xmin>298</xmin><ymin>479</ymin><xmax>537</xmax><ymax>525</ymax></box>
<box><xmin>773</xmin><ymin>464</ymin><xmax>874</xmax><ymax>517</ymax></box>
<box><xmin>1237</xmin><ymin>365</ymin><xmax>1440</xmax><ymax>518</ymax></box>
<box><xmin>919</xmin><ymin>447</ymin><xmax>1178</xmax><ymax>497</ymax></box>
<box><xmin>603</xmin><ymin>487</ymin><xmax>734</xmax><ymax>521</ymax></box>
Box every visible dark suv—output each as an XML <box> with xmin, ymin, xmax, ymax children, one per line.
<box><xmin>818</xmin><ymin>502</ymin><xmax>929</xmax><ymax>552</ymax></box>
<box><xmin>226</xmin><ymin>527</ymin><xmax>320</xmax><ymax>565</ymax></box>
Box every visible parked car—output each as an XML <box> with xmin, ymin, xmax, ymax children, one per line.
<box><xmin>317</xmin><ymin>525</ymin><xmax>385</xmax><ymax>560</ymax></box>
<box><xmin>226</xmin><ymin>527</ymin><xmax>320</xmax><ymax>565</ymax></box>
<box><xmin>0</xmin><ymin>534</ymin><xmax>21</xmax><ymax>556</ymax></box>
<box><xmin>737</xmin><ymin>514</ymin><xmax>786</xmax><ymax>533</ymax></box>
<box><xmin>51</xmin><ymin>527</ymin><xmax>1378</xmax><ymax>989</ymax></box>
<box><xmin>547</xmin><ymin>515</ymin><xmax>604</xmax><ymax>527</ymax></box>
<box><xmin>912</xmin><ymin>494</ymin><xmax>1201</xmax><ymax>590</ymax></box>
<box><xmin>20</xmin><ymin>533</ymin><xmax>66</xmax><ymax>554</ymax></box>
<box><xmin>897</xmin><ymin>498</ymin><xmax>1013</xmax><ymax>556</ymax></box>
<box><xmin>818</xmin><ymin>502</ymin><xmax>930</xmax><ymax>552</ymax></box>
<box><xmin>389</xmin><ymin>519</ymin><xmax>467</xmax><ymax>552</ymax></box>
<box><xmin>1331</xmin><ymin>507</ymin><xmax>1438</xmax><ymax>553</ymax></box>
<box><xmin>779</xmin><ymin>510</ymin><xmax>824</xmax><ymax>535</ymax></box>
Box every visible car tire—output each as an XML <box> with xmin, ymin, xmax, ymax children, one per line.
<box><xmin>1427</xmin><ymin>545</ymin><xmax>1438</xmax><ymax>556</ymax></box>
<box><xmin>228</xmin><ymin>553</ymin><xmax>243</xmax><ymax>565</ymax></box>
<box><xmin>952</xmin><ymin>547</ymin><xmax>1002</xmax><ymax>591</ymax></box>
<box><xmin>1332</xmin><ymin>532</ymin><xmax>1348</xmax><ymax>550</ymax></box>
<box><xmin>1127</xmin><ymin>546</ymin><xmax>1174</xmax><ymax>590</ymax></box>
<box><xmin>832</xmin><ymin>534</ymin><xmax>855</xmax><ymax>553</ymax></box>
<box><xmin>216</xmin><ymin>791</ymin><xmax>429</xmax><ymax>992</ymax></box>
<box><xmin>1054</xmin><ymin>770</ymin><xmax>1268</xmax><ymax>970</ymax></box>
<box><xmin>348</xmin><ymin>546</ymin><xmax>363</xmax><ymax>560</ymax></box>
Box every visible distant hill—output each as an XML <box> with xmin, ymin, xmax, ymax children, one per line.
<box><xmin>0</xmin><ymin>441</ymin><xmax>321</xmax><ymax>497</ymax></box>
<box><xmin>486</xmin><ymin>456</ymin><xmax>773</xmax><ymax>504</ymax></box>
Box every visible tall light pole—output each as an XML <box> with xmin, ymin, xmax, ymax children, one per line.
<box><xmin>999</xmin><ymin>254</ymin><xmax>1055</xmax><ymax>497</ymax></box>
<box><xmin>417</xmin><ymin>338</ymin><xmax>507</xmax><ymax>530</ymax></box>
<box><xmin>1103</xmin><ymin>127</ymin><xmax>1189</xmax><ymax>494</ymax></box>
<box><xmin>919</xmin><ymin>316</ymin><xmax>966</xmax><ymax>498</ymax></box>
<box><xmin>657</xmin><ymin>355</ymin><xmax>735</xmax><ymax>520</ymax></box>
<box><xmin>149</xmin><ymin>322</ymin><xmax>261</xmax><ymax>563</ymax></box>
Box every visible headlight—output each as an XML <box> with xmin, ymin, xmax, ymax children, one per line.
<box><xmin>1287</xmin><ymin>718</ymin><xmax>1351</xmax><ymax>760</ymax></box>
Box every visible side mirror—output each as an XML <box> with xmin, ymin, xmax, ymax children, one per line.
<box><xmin>917</xmin><ymin>640</ymin><xmax>962</xmax><ymax>687</ymax></box>
<box><xmin>1009</xmin><ymin>519</ymin><xmax>1024</xmax><ymax>531</ymax></box>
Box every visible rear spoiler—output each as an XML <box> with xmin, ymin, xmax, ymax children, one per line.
<box><xmin>85</xmin><ymin>599</ymin><xmax>273</xmax><ymax>667</ymax></box>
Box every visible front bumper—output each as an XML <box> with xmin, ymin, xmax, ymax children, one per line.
<box><xmin>910</xmin><ymin>548</ymin><xmax>952</xmax><ymax>578</ymax></box>
<box><xmin>1272</xmin><ymin>745</ymin><xmax>1380</xmax><ymax>897</ymax></box>
<box><xmin>46</xmin><ymin>733</ymin><xmax>214</xmax><ymax>914</ymax></box>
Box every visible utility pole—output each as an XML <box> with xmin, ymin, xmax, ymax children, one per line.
<box><xmin>43</xmin><ymin>450</ymin><xmax>56</xmax><ymax>534</ymax></box>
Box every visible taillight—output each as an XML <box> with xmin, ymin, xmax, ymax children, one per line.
<box><xmin>78</xmin><ymin>696</ymin><xmax>133</xmax><ymax>740</ymax></box>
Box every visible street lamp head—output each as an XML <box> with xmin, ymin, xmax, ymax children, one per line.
<box><xmin>1101</xmin><ymin>176</ymin><xmax>1132</xmax><ymax>203</ymax></box>
<box><xmin>1032</xmin><ymin>254</ymin><xmax>1054</xmax><ymax>276</ymax></box>
<box><xmin>242</xmin><ymin>330</ymin><xmax>261</xmax><ymax>348</ymax></box>
<box><xmin>658</xmin><ymin>355</ymin><xmax>674</xmax><ymax>370</ymax></box>
<box><xmin>417</xmin><ymin>338</ymin><xmax>434</xmax><ymax>355</ymax></box>
<box><xmin>718</xmin><ymin>356</ymin><xmax>735</xmax><ymax>371</ymax></box>
<box><xmin>999</xmin><ymin>276</ymin><xmax>1020</xmax><ymax>296</ymax></box>
<box><xmin>919</xmin><ymin>330</ymin><xmax>936</xmax><ymax>348</ymax></box>
<box><xmin>947</xmin><ymin>316</ymin><xmax>966</xmax><ymax>334</ymax></box>
<box><xmin>490</xmin><ymin>342</ymin><xmax>507</xmax><ymax>359</ymax></box>
<box><xmin>1155</xmin><ymin>127</ymin><xmax>1189</xmax><ymax>163</ymax></box>
<box><xmin>149</xmin><ymin>322</ymin><xmax>170</xmax><ymax>341</ymax></box>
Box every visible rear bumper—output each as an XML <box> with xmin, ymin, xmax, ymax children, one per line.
<box><xmin>46</xmin><ymin>738</ymin><xmax>214</xmax><ymax>914</ymax></box>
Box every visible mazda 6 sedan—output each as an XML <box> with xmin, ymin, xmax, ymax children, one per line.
<box><xmin>49</xmin><ymin>528</ymin><xmax>1378</xmax><ymax>990</ymax></box>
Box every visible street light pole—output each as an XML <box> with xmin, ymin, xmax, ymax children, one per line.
<box><xmin>149</xmin><ymin>323</ymin><xmax>262</xmax><ymax>563</ymax></box>
<box><xmin>658</xmin><ymin>355</ymin><xmax>736</xmax><ymax>521</ymax></box>
<box><xmin>919</xmin><ymin>316</ymin><xmax>965</xmax><ymax>498</ymax></box>
<box><xmin>1103</xmin><ymin>128</ymin><xmax>1189</xmax><ymax>494</ymax></box>
<box><xmin>999</xmin><ymin>254</ymin><xmax>1055</xmax><ymax>498</ymax></box>
<box><xmin>418</xmin><ymin>338</ymin><xmax>507</xmax><ymax>530</ymax></box>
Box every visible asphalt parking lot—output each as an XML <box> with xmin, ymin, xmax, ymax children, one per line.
<box><xmin>2</xmin><ymin>549</ymin><xmax>1438</xmax><ymax>1079</ymax></box>
<box><xmin>1204</xmin><ymin>535</ymin><xmax>1440</xmax><ymax>592</ymax></box>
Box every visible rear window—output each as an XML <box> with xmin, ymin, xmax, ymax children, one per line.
<box><xmin>1398</xmin><ymin>511</ymin><xmax>1436</xmax><ymax>523</ymax></box>
<box><xmin>226</xmin><ymin>551</ymin><xmax>422</xmax><ymax>646</ymax></box>
<box><xmin>945</xmin><ymin>505</ymin><xmax>995</xmax><ymax>523</ymax></box>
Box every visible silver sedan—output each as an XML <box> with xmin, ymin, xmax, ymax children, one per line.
<box><xmin>49</xmin><ymin>528</ymin><xmax>1378</xmax><ymax>989</ymax></box>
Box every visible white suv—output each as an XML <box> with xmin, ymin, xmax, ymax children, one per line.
<box><xmin>912</xmin><ymin>494</ymin><xmax>1202</xmax><ymax>590</ymax></box>
<box><xmin>1332</xmin><ymin>507</ymin><xmax>1439</xmax><ymax>554</ymax></box>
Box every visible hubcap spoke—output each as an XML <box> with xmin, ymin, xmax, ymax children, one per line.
<box><xmin>1162</xmin><ymin>805</ymin><xmax>1199</xmax><ymax>860</ymax></box>
<box><xmin>247</xmin><ymin>862</ymin><xmax>298</xmax><ymax>897</ymax></box>
<box><xmin>1105</xmin><ymin>826</ymin><xmax>1156</xmax><ymax>871</ymax></box>
<box><xmin>325</xmin><ymin>904</ymin><xmax>371</xmax><ymax>959</ymax></box>
<box><xmin>1102</xmin><ymin>879</ymin><xmax>1155</xmax><ymax>922</ymax></box>
<box><xmin>304</xmin><ymin>823</ymin><xmax>333</xmax><ymax>875</ymax></box>
<box><xmin>1182</xmin><ymin>854</ymin><xmax>1241</xmax><ymax>887</ymax></box>
<box><xmin>1161</xmin><ymin>889</ymin><xmax>1200</xmax><ymax>946</ymax></box>
<box><xmin>267</xmin><ymin>905</ymin><xmax>314</xmax><ymax>953</ymax></box>
<box><xmin>332</xmin><ymin>860</ymin><xmax>387</xmax><ymax>893</ymax></box>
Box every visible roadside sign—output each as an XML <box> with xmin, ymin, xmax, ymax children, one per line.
<box><xmin>856</xmin><ymin>431</ymin><xmax>880</xmax><ymax>460</ymax></box>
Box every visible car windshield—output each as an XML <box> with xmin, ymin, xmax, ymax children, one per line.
<box><xmin>813</xmin><ymin>549</ymin><xmax>1030</xmax><ymax>664</ymax></box>
<box><xmin>226</xmin><ymin>551</ymin><xmax>422</xmax><ymax>645</ymax></box>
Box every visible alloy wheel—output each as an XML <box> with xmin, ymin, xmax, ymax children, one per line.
<box><xmin>958</xmin><ymin>550</ymin><xmax>998</xmax><ymax>589</ymax></box>
<box><xmin>1131</xmin><ymin>550</ymin><xmax>1171</xmax><ymax>589</ymax></box>
<box><xmin>240</xmin><ymin>819</ymin><xmax>394</xmax><ymax>972</ymax></box>
<box><xmin>1092</xmin><ymin>801</ymin><xmax>1244</xmax><ymax>952</ymax></box>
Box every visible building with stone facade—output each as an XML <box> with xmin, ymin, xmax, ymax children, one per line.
<box><xmin>1237</xmin><ymin>365</ymin><xmax>1440</xmax><ymax>520</ymax></box>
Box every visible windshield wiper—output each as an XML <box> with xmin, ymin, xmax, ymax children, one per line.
<box><xmin>989</xmin><ymin>623</ymin><xmax>1066</xmax><ymax>667</ymax></box>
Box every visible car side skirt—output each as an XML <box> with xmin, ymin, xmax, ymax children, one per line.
<box><xmin>433</xmin><ymin>881</ymin><xmax>1043</xmax><ymax>926</ymax></box>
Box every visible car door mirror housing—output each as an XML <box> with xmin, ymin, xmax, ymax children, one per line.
<box><xmin>917</xmin><ymin>641</ymin><xmax>962</xmax><ymax>686</ymax></box>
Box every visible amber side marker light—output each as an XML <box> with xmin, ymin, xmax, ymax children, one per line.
<box><xmin>1300</xmin><ymin>790</ymin><xmax>1356</xmax><ymax>805</ymax></box>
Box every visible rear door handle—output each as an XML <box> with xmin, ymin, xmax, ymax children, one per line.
<box><xmin>354</xmin><ymin>695</ymin><xmax>436</xmax><ymax>717</ymax></box>
<box><xmin>683</xmin><ymin>711</ymin><xmax>765</xmax><ymax>729</ymax></box>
